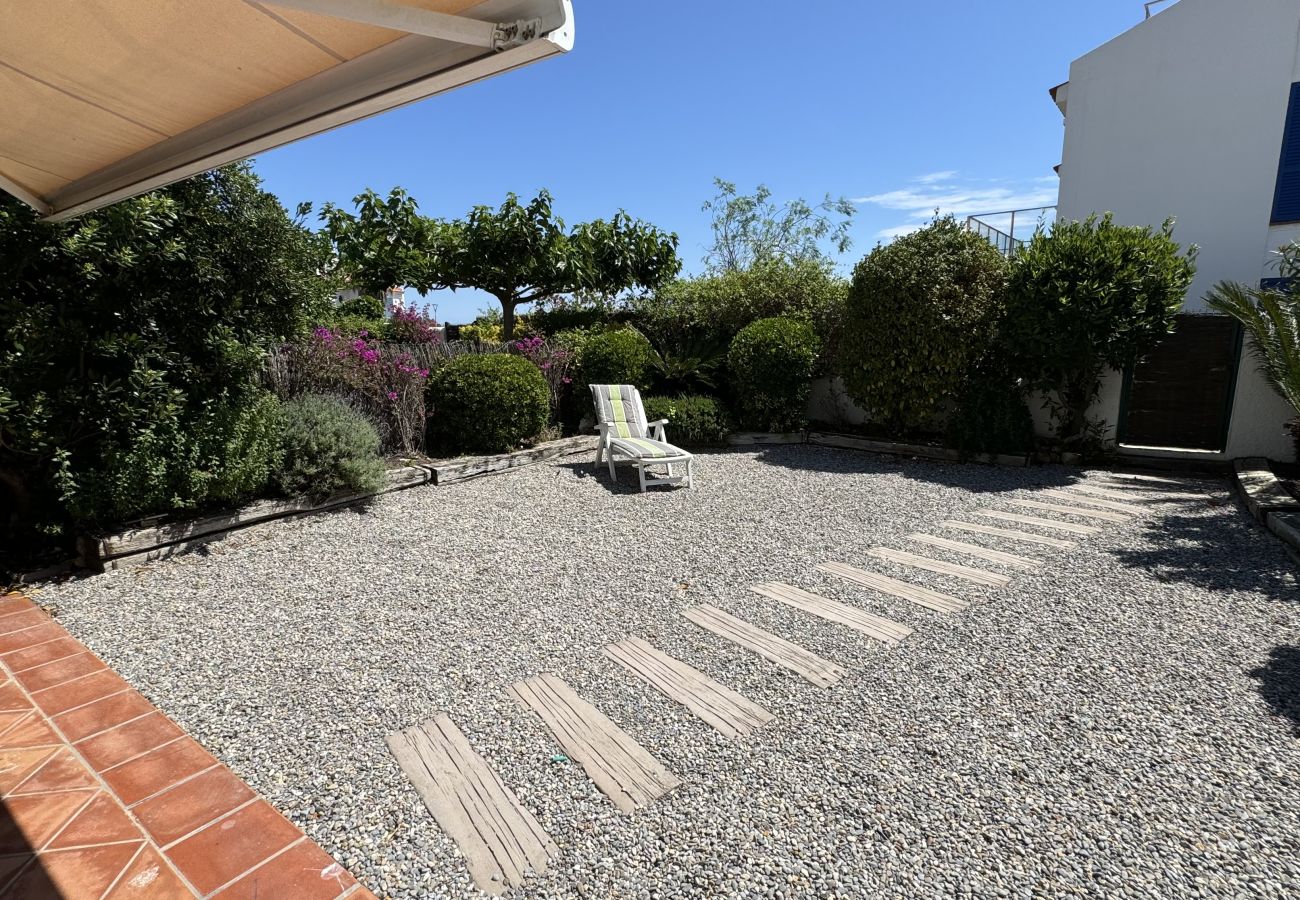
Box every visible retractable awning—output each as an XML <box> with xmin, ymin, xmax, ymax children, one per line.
<box><xmin>0</xmin><ymin>0</ymin><xmax>574</xmax><ymax>221</ymax></box>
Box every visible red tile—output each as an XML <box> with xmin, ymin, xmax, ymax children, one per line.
<box><xmin>0</xmin><ymin>714</ymin><xmax>61</xmax><ymax>750</ymax></box>
<box><xmin>2</xmin><ymin>841</ymin><xmax>143</xmax><ymax>899</ymax></box>
<box><xmin>53</xmin><ymin>690</ymin><xmax>155</xmax><ymax>743</ymax></box>
<box><xmin>0</xmin><ymin>747</ymin><xmax>58</xmax><ymax>793</ymax></box>
<box><xmin>212</xmin><ymin>838</ymin><xmax>356</xmax><ymax>900</ymax></box>
<box><xmin>0</xmin><ymin>610</ymin><xmax>49</xmax><ymax>637</ymax></box>
<box><xmin>2</xmin><ymin>638</ymin><xmax>84</xmax><ymax>673</ymax></box>
<box><xmin>14</xmin><ymin>652</ymin><xmax>106</xmax><ymax>693</ymax></box>
<box><xmin>0</xmin><ymin>624</ymin><xmax>64</xmax><ymax>656</ymax></box>
<box><xmin>102</xmin><ymin>845</ymin><xmax>195</xmax><ymax>899</ymax></box>
<box><xmin>346</xmin><ymin>889</ymin><xmax>381</xmax><ymax>899</ymax></box>
<box><xmin>165</xmin><ymin>800</ymin><xmax>302</xmax><ymax>895</ymax></box>
<box><xmin>0</xmin><ymin>711</ymin><xmax>27</xmax><ymax>735</ymax></box>
<box><xmin>101</xmin><ymin>738</ymin><xmax>219</xmax><ymax>807</ymax></box>
<box><xmin>8</xmin><ymin>748</ymin><xmax>99</xmax><ymax>796</ymax></box>
<box><xmin>0</xmin><ymin>682</ymin><xmax>33</xmax><ymax>713</ymax></box>
<box><xmin>0</xmin><ymin>789</ymin><xmax>94</xmax><ymax>853</ymax></box>
<box><xmin>76</xmin><ymin>712</ymin><xmax>184</xmax><ymax>772</ymax></box>
<box><xmin>31</xmin><ymin>669</ymin><xmax>131</xmax><ymax>717</ymax></box>
<box><xmin>46</xmin><ymin>791</ymin><xmax>143</xmax><ymax>849</ymax></box>
<box><xmin>133</xmin><ymin>765</ymin><xmax>254</xmax><ymax>847</ymax></box>
<box><xmin>0</xmin><ymin>596</ymin><xmax>36</xmax><ymax>618</ymax></box>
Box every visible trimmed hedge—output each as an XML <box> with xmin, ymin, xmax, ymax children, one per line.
<box><xmin>274</xmin><ymin>395</ymin><xmax>385</xmax><ymax>501</ymax></box>
<box><xmin>577</xmin><ymin>328</ymin><xmax>655</xmax><ymax>389</ymax></box>
<box><xmin>643</xmin><ymin>394</ymin><xmax>731</xmax><ymax>447</ymax></box>
<box><xmin>727</xmin><ymin>317</ymin><xmax>820</xmax><ymax>432</ymax></box>
<box><xmin>427</xmin><ymin>353</ymin><xmax>549</xmax><ymax>452</ymax></box>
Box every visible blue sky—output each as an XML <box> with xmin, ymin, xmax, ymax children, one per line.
<box><xmin>252</xmin><ymin>0</ymin><xmax>1171</xmax><ymax>323</ymax></box>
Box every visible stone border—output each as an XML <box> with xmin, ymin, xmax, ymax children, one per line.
<box><xmin>77</xmin><ymin>436</ymin><xmax>595</xmax><ymax>573</ymax></box>
<box><xmin>807</xmin><ymin>432</ymin><xmax>1031</xmax><ymax>467</ymax></box>
<box><xmin>1231</xmin><ymin>457</ymin><xmax>1300</xmax><ymax>554</ymax></box>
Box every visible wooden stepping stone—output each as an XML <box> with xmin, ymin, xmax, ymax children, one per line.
<box><xmin>817</xmin><ymin>562</ymin><xmax>968</xmax><ymax>613</ymax></box>
<box><xmin>507</xmin><ymin>674</ymin><xmax>681</xmax><ymax>813</ymax></box>
<box><xmin>749</xmin><ymin>582</ymin><xmax>912</xmax><ymax>645</ymax></box>
<box><xmin>1011</xmin><ymin>499</ymin><xmax>1129</xmax><ymax>523</ymax></box>
<box><xmin>683</xmin><ymin>605</ymin><xmax>845</xmax><ymax>687</ymax></box>
<box><xmin>867</xmin><ymin>547</ymin><xmax>1011</xmax><ymax>587</ymax></box>
<box><xmin>943</xmin><ymin>520</ymin><xmax>1077</xmax><ymax>549</ymax></box>
<box><xmin>1039</xmin><ymin>489</ymin><xmax>1145</xmax><ymax>514</ymax></box>
<box><xmin>387</xmin><ymin>715</ymin><xmax>557</xmax><ymax>896</ymax></box>
<box><xmin>908</xmin><ymin>533</ymin><xmax>1040</xmax><ymax>569</ymax></box>
<box><xmin>978</xmin><ymin>510</ymin><xmax>1100</xmax><ymax>536</ymax></box>
<box><xmin>1061</xmin><ymin>483</ymin><xmax>1151</xmax><ymax>503</ymax></box>
<box><xmin>603</xmin><ymin>637</ymin><xmax>774</xmax><ymax>739</ymax></box>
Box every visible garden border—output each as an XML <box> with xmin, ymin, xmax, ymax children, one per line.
<box><xmin>1231</xmin><ymin>457</ymin><xmax>1300</xmax><ymax>555</ymax></box>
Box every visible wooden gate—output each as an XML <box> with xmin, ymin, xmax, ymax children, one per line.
<box><xmin>1118</xmin><ymin>314</ymin><xmax>1242</xmax><ymax>451</ymax></box>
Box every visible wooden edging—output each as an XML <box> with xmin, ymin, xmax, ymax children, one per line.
<box><xmin>1231</xmin><ymin>457</ymin><xmax>1300</xmax><ymax>556</ymax></box>
<box><xmin>807</xmin><ymin>432</ymin><xmax>1031</xmax><ymax>468</ymax></box>
<box><xmin>78</xmin><ymin>436</ymin><xmax>596</xmax><ymax>572</ymax></box>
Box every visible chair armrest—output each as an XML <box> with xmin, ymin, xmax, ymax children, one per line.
<box><xmin>646</xmin><ymin>419</ymin><xmax>669</xmax><ymax>428</ymax></box>
<box><xmin>648</xmin><ymin>419</ymin><xmax>668</xmax><ymax>441</ymax></box>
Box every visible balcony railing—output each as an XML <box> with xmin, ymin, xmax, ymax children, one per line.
<box><xmin>965</xmin><ymin>205</ymin><xmax>1057</xmax><ymax>257</ymax></box>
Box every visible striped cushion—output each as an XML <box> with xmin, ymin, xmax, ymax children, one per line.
<box><xmin>608</xmin><ymin>437</ymin><xmax>689</xmax><ymax>460</ymax></box>
<box><xmin>591</xmin><ymin>384</ymin><xmax>647</xmax><ymax>439</ymax></box>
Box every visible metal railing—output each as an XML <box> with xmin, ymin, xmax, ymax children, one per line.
<box><xmin>964</xmin><ymin>205</ymin><xmax>1057</xmax><ymax>257</ymax></box>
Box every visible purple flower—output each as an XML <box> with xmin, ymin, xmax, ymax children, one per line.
<box><xmin>387</xmin><ymin>391</ymin><xmax>398</xmax><ymax>401</ymax></box>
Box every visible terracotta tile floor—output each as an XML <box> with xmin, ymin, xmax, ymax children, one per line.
<box><xmin>0</xmin><ymin>592</ymin><xmax>377</xmax><ymax>899</ymax></box>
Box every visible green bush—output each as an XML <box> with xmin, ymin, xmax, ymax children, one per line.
<box><xmin>631</xmin><ymin>257</ymin><xmax>847</xmax><ymax>363</ymax></box>
<box><xmin>274</xmin><ymin>396</ymin><xmax>385</xmax><ymax>501</ymax></box>
<box><xmin>577</xmin><ymin>328</ymin><xmax>655</xmax><ymax>389</ymax></box>
<box><xmin>643</xmin><ymin>394</ymin><xmax>732</xmax><ymax>447</ymax></box>
<box><xmin>945</xmin><ymin>378</ymin><xmax>1035</xmax><ymax>458</ymax></box>
<box><xmin>427</xmin><ymin>353</ymin><xmax>549</xmax><ymax>452</ymax></box>
<box><xmin>1005</xmin><ymin>213</ymin><xmax>1197</xmax><ymax>445</ymax></box>
<box><xmin>727</xmin><ymin>317</ymin><xmax>820</xmax><ymax>431</ymax></box>
<box><xmin>839</xmin><ymin>216</ymin><xmax>1009</xmax><ymax>435</ymax></box>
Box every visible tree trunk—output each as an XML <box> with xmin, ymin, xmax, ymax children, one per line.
<box><xmin>500</xmin><ymin>298</ymin><xmax>518</xmax><ymax>342</ymax></box>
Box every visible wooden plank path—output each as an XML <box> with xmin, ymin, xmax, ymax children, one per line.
<box><xmin>1060</xmin><ymin>483</ymin><xmax>1152</xmax><ymax>503</ymax></box>
<box><xmin>749</xmin><ymin>582</ymin><xmax>913</xmax><ymax>645</ymax></box>
<box><xmin>867</xmin><ymin>546</ymin><xmax>1011</xmax><ymax>587</ymax></box>
<box><xmin>507</xmin><ymin>674</ymin><xmax>681</xmax><ymax>813</ymax></box>
<box><xmin>603</xmin><ymin>637</ymin><xmax>774</xmax><ymax>738</ymax></box>
<box><xmin>978</xmin><ymin>510</ymin><xmax>1101</xmax><ymax>536</ymax></box>
<box><xmin>1010</xmin><ymin>498</ymin><xmax>1129</xmax><ymax>523</ymax></box>
<box><xmin>1039</xmin><ymin>488</ymin><xmax>1145</xmax><ymax>514</ymax></box>
<box><xmin>942</xmin><ymin>520</ymin><xmax>1077</xmax><ymax>549</ymax></box>
<box><xmin>387</xmin><ymin>715</ymin><xmax>557</xmax><ymax>896</ymax></box>
<box><xmin>683</xmin><ymin>604</ymin><xmax>845</xmax><ymax>687</ymax></box>
<box><xmin>817</xmin><ymin>562</ymin><xmax>968</xmax><ymax>613</ymax></box>
<box><xmin>908</xmin><ymin>533</ymin><xmax>1040</xmax><ymax>569</ymax></box>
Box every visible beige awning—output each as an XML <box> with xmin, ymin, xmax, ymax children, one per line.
<box><xmin>0</xmin><ymin>0</ymin><xmax>574</xmax><ymax>221</ymax></box>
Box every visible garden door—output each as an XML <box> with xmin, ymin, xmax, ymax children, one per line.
<box><xmin>1118</xmin><ymin>314</ymin><xmax>1242</xmax><ymax>451</ymax></box>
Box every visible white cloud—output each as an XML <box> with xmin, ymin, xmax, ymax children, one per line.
<box><xmin>854</xmin><ymin>173</ymin><xmax>1059</xmax><ymax>239</ymax></box>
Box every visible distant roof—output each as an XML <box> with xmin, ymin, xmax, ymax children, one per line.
<box><xmin>0</xmin><ymin>0</ymin><xmax>573</xmax><ymax>221</ymax></box>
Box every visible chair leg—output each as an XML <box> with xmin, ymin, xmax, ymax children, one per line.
<box><xmin>687</xmin><ymin>459</ymin><xmax>694</xmax><ymax>489</ymax></box>
<box><xmin>595</xmin><ymin>441</ymin><xmax>603</xmax><ymax>467</ymax></box>
<box><xmin>638</xmin><ymin>464</ymin><xmax>647</xmax><ymax>493</ymax></box>
<box><xmin>608</xmin><ymin>450</ymin><xmax>617</xmax><ymax>481</ymax></box>
<box><xmin>666</xmin><ymin>462</ymin><xmax>674</xmax><ymax>477</ymax></box>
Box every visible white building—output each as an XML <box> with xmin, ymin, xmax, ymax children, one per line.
<box><xmin>1054</xmin><ymin>0</ymin><xmax>1300</xmax><ymax>461</ymax></box>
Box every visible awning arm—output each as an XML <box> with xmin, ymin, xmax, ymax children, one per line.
<box><xmin>262</xmin><ymin>0</ymin><xmax>544</xmax><ymax>50</ymax></box>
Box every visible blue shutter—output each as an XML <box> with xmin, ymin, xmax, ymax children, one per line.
<box><xmin>1272</xmin><ymin>83</ymin><xmax>1300</xmax><ymax>223</ymax></box>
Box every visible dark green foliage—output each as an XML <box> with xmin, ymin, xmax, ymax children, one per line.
<box><xmin>529</xmin><ymin>293</ymin><xmax>625</xmax><ymax>335</ymax></box>
<box><xmin>577</xmin><ymin>328</ymin><xmax>655</xmax><ymax>390</ymax></box>
<box><xmin>273</xmin><ymin>396</ymin><xmax>385</xmax><ymax>501</ymax></box>
<box><xmin>631</xmin><ymin>258</ymin><xmax>847</xmax><ymax>363</ymax></box>
<box><xmin>319</xmin><ymin>294</ymin><xmax>385</xmax><ymax>337</ymax></box>
<box><xmin>946</xmin><ymin>379</ymin><xmax>1035</xmax><ymax>457</ymax></box>
<box><xmin>0</xmin><ymin>163</ymin><xmax>333</xmax><ymax>537</ymax></box>
<box><xmin>648</xmin><ymin>333</ymin><xmax>728</xmax><ymax>395</ymax></box>
<box><xmin>839</xmin><ymin>217</ymin><xmax>1010</xmax><ymax>435</ymax></box>
<box><xmin>427</xmin><ymin>353</ymin><xmax>549</xmax><ymax>452</ymax></box>
<box><xmin>1005</xmin><ymin>214</ymin><xmax>1197</xmax><ymax>444</ymax></box>
<box><xmin>643</xmin><ymin>395</ymin><xmax>732</xmax><ymax>447</ymax></box>
<box><xmin>727</xmin><ymin>317</ymin><xmax>820</xmax><ymax>431</ymax></box>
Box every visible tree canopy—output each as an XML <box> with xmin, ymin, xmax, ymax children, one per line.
<box><xmin>702</xmin><ymin>178</ymin><xmax>856</xmax><ymax>274</ymax></box>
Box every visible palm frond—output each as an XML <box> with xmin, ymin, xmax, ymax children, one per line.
<box><xmin>1205</xmin><ymin>279</ymin><xmax>1300</xmax><ymax>411</ymax></box>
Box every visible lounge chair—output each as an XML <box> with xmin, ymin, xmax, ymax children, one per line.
<box><xmin>590</xmin><ymin>384</ymin><xmax>694</xmax><ymax>492</ymax></box>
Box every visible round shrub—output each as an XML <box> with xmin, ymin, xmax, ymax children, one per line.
<box><xmin>643</xmin><ymin>394</ymin><xmax>732</xmax><ymax>447</ymax></box>
<box><xmin>427</xmin><ymin>353</ymin><xmax>549</xmax><ymax>452</ymax></box>
<box><xmin>577</xmin><ymin>328</ymin><xmax>654</xmax><ymax>389</ymax></box>
<box><xmin>839</xmin><ymin>216</ymin><xmax>1009</xmax><ymax>434</ymax></box>
<box><xmin>274</xmin><ymin>395</ymin><xmax>386</xmax><ymax>501</ymax></box>
<box><xmin>727</xmin><ymin>317</ymin><xmax>820</xmax><ymax>432</ymax></box>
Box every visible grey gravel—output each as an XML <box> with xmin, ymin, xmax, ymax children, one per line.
<box><xmin>36</xmin><ymin>446</ymin><xmax>1300</xmax><ymax>898</ymax></box>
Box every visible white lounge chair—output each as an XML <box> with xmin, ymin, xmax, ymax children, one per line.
<box><xmin>590</xmin><ymin>384</ymin><xmax>694</xmax><ymax>492</ymax></box>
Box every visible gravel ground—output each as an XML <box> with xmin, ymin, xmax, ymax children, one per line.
<box><xmin>35</xmin><ymin>446</ymin><xmax>1300</xmax><ymax>899</ymax></box>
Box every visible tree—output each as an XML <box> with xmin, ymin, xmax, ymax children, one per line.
<box><xmin>320</xmin><ymin>188</ymin><xmax>443</xmax><ymax>297</ymax></box>
<box><xmin>434</xmin><ymin>190</ymin><xmax>679</xmax><ymax>340</ymax></box>
<box><xmin>702</xmin><ymin>178</ymin><xmax>856</xmax><ymax>273</ymax></box>
<box><xmin>1205</xmin><ymin>241</ymin><xmax>1300</xmax><ymax>455</ymax></box>
<box><xmin>1004</xmin><ymin>214</ymin><xmax>1197</xmax><ymax>446</ymax></box>
<box><xmin>839</xmin><ymin>217</ymin><xmax>1010</xmax><ymax>434</ymax></box>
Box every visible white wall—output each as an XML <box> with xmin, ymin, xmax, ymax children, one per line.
<box><xmin>1056</xmin><ymin>0</ymin><xmax>1300</xmax><ymax>460</ymax></box>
